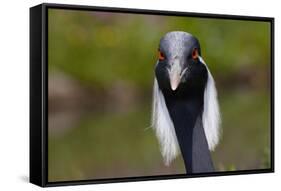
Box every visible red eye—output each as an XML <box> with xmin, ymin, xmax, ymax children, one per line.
<box><xmin>192</xmin><ymin>48</ymin><xmax>199</xmax><ymax>60</ymax></box>
<box><xmin>158</xmin><ymin>50</ymin><xmax>165</xmax><ymax>61</ymax></box>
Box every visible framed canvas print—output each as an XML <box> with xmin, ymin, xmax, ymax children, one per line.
<box><xmin>30</xmin><ymin>3</ymin><xmax>274</xmax><ymax>187</ymax></box>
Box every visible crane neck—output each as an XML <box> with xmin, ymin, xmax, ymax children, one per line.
<box><xmin>164</xmin><ymin>95</ymin><xmax>214</xmax><ymax>173</ymax></box>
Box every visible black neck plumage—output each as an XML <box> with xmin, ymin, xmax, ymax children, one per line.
<box><xmin>164</xmin><ymin>91</ymin><xmax>214</xmax><ymax>173</ymax></box>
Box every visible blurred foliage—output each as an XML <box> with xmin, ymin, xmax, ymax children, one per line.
<box><xmin>48</xmin><ymin>9</ymin><xmax>270</xmax><ymax>88</ymax></box>
<box><xmin>48</xmin><ymin>9</ymin><xmax>271</xmax><ymax>182</ymax></box>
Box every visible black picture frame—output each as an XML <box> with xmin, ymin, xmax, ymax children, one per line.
<box><xmin>30</xmin><ymin>3</ymin><xmax>275</xmax><ymax>187</ymax></box>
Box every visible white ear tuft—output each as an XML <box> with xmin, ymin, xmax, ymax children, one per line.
<box><xmin>199</xmin><ymin>56</ymin><xmax>221</xmax><ymax>151</ymax></box>
<box><xmin>152</xmin><ymin>78</ymin><xmax>179</xmax><ymax>166</ymax></box>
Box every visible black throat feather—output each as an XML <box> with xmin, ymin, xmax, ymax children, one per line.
<box><xmin>163</xmin><ymin>87</ymin><xmax>214</xmax><ymax>173</ymax></box>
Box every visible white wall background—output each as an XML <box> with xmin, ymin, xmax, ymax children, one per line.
<box><xmin>0</xmin><ymin>0</ymin><xmax>279</xmax><ymax>190</ymax></box>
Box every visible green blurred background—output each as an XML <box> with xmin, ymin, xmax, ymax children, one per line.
<box><xmin>48</xmin><ymin>9</ymin><xmax>271</xmax><ymax>182</ymax></box>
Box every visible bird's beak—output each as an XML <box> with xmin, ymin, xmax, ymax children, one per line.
<box><xmin>168</xmin><ymin>59</ymin><xmax>185</xmax><ymax>91</ymax></box>
<box><xmin>170</xmin><ymin>71</ymin><xmax>181</xmax><ymax>91</ymax></box>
